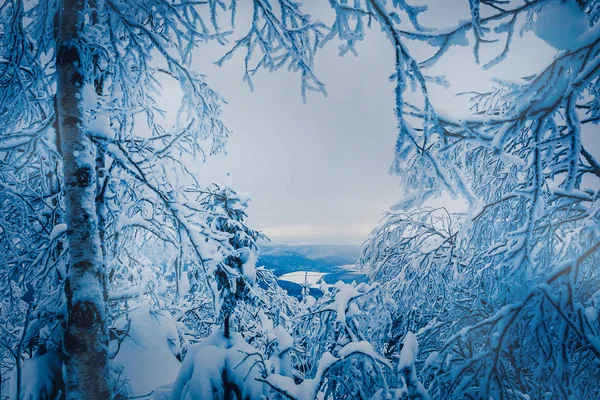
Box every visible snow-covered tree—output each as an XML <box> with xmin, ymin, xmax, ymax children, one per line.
<box><xmin>0</xmin><ymin>0</ymin><xmax>325</xmax><ymax>397</ymax></box>
<box><xmin>195</xmin><ymin>184</ymin><xmax>265</xmax><ymax>338</ymax></box>
<box><xmin>354</xmin><ymin>1</ymin><xmax>600</xmax><ymax>398</ymax></box>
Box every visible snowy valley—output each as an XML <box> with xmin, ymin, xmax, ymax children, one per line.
<box><xmin>259</xmin><ymin>244</ymin><xmax>366</xmax><ymax>298</ymax></box>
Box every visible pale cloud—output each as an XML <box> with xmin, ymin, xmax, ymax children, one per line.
<box><xmin>152</xmin><ymin>2</ymin><xmax>561</xmax><ymax>244</ymax></box>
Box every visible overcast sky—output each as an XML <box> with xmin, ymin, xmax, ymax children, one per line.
<box><xmin>169</xmin><ymin>1</ymin><xmax>561</xmax><ymax>244</ymax></box>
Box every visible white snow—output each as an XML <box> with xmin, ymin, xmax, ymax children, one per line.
<box><xmin>419</xmin><ymin>235</ymin><xmax>444</xmax><ymax>253</ymax></box>
<box><xmin>337</xmin><ymin>341</ymin><xmax>390</xmax><ymax>368</ymax></box>
<box><xmin>265</xmin><ymin>340</ymin><xmax>390</xmax><ymax>400</ymax></box>
<box><xmin>88</xmin><ymin>115</ymin><xmax>114</xmax><ymax>139</ymax></box>
<box><xmin>300</xmin><ymin>295</ymin><xmax>316</xmax><ymax>309</ymax></box>
<box><xmin>82</xmin><ymin>83</ymin><xmax>98</xmax><ymax>110</ymax></box>
<box><xmin>240</xmin><ymin>248</ymin><xmax>257</xmax><ymax>284</ymax></box>
<box><xmin>178</xmin><ymin>270</ymin><xmax>190</xmax><ymax>297</ymax></box>
<box><xmin>585</xmin><ymin>306</ymin><xmax>598</xmax><ymax>322</ymax></box>
<box><xmin>326</xmin><ymin>281</ymin><xmax>361</xmax><ymax>323</ymax></box>
<box><xmin>398</xmin><ymin>332</ymin><xmax>419</xmax><ymax>371</ymax></box>
<box><xmin>339</xmin><ymin>263</ymin><xmax>361</xmax><ymax>272</ymax></box>
<box><xmin>0</xmin><ymin>136</ymin><xmax>31</xmax><ymax>150</ymax></box>
<box><xmin>424</xmin><ymin>351</ymin><xmax>440</xmax><ymax>368</ymax></box>
<box><xmin>49</xmin><ymin>223</ymin><xmax>67</xmax><ymax>242</ymax></box>
<box><xmin>171</xmin><ymin>329</ymin><xmax>268</xmax><ymax>400</ymax></box>
<box><xmin>273</xmin><ymin>325</ymin><xmax>294</xmax><ymax>352</ymax></box>
<box><xmin>270</xmin><ymin>325</ymin><xmax>295</xmax><ymax>377</ymax></box>
<box><xmin>279</xmin><ymin>271</ymin><xmax>327</xmax><ymax>287</ymax></box>
<box><xmin>12</xmin><ymin>351</ymin><xmax>63</xmax><ymax>400</ymax></box>
<box><xmin>265</xmin><ymin>352</ymin><xmax>338</xmax><ymax>400</ymax></box>
<box><xmin>534</xmin><ymin>1</ymin><xmax>590</xmax><ymax>51</ymax></box>
<box><xmin>585</xmin><ymin>289</ymin><xmax>600</xmax><ymax>322</ymax></box>
<box><xmin>111</xmin><ymin>301</ymin><xmax>181</xmax><ymax>397</ymax></box>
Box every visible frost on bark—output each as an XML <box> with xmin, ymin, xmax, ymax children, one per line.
<box><xmin>55</xmin><ymin>0</ymin><xmax>110</xmax><ymax>398</ymax></box>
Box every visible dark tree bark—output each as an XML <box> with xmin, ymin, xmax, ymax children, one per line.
<box><xmin>55</xmin><ymin>0</ymin><xmax>111</xmax><ymax>398</ymax></box>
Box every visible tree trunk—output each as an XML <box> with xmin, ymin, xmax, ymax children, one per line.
<box><xmin>56</xmin><ymin>0</ymin><xmax>110</xmax><ymax>398</ymax></box>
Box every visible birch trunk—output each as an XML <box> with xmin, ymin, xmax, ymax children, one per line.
<box><xmin>56</xmin><ymin>0</ymin><xmax>110</xmax><ymax>398</ymax></box>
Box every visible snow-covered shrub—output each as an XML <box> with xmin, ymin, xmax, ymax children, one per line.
<box><xmin>110</xmin><ymin>301</ymin><xmax>182</xmax><ymax>398</ymax></box>
<box><xmin>172</xmin><ymin>329</ymin><xmax>274</xmax><ymax>400</ymax></box>
<box><xmin>347</xmin><ymin>1</ymin><xmax>600</xmax><ymax>398</ymax></box>
<box><xmin>261</xmin><ymin>281</ymin><xmax>402</xmax><ymax>399</ymax></box>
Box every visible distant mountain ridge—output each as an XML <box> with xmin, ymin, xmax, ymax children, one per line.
<box><xmin>259</xmin><ymin>243</ymin><xmax>361</xmax><ymax>263</ymax></box>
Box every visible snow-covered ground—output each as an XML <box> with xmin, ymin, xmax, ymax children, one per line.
<box><xmin>279</xmin><ymin>271</ymin><xmax>327</xmax><ymax>287</ymax></box>
<box><xmin>111</xmin><ymin>301</ymin><xmax>182</xmax><ymax>397</ymax></box>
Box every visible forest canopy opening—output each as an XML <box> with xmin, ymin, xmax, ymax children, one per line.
<box><xmin>0</xmin><ymin>0</ymin><xmax>599</xmax><ymax>399</ymax></box>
